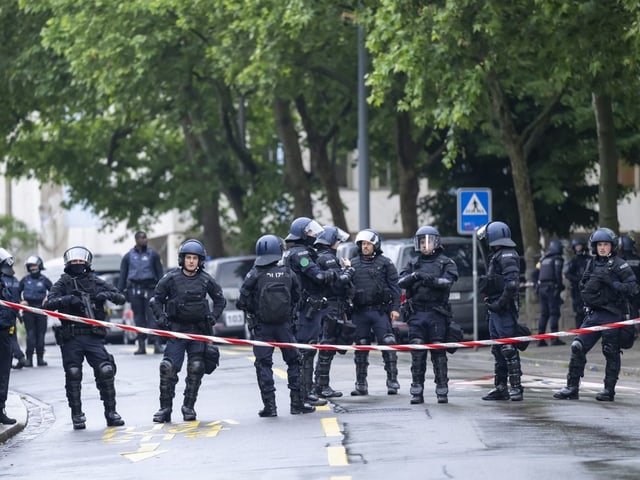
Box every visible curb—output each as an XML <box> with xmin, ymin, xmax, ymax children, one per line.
<box><xmin>0</xmin><ymin>392</ymin><xmax>27</xmax><ymax>444</ymax></box>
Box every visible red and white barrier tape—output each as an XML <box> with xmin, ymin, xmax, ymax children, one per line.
<box><xmin>3</xmin><ymin>299</ymin><xmax>639</xmax><ymax>352</ymax></box>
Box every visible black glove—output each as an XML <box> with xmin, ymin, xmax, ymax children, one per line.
<box><xmin>110</xmin><ymin>293</ymin><xmax>126</xmax><ymax>305</ymax></box>
<box><xmin>63</xmin><ymin>295</ymin><xmax>82</xmax><ymax>307</ymax></box>
<box><xmin>157</xmin><ymin>314</ymin><xmax>170</xmax><ymax>329</ymax></box>
<box><xmin>95</xmin><ymin>292</ymin><xmax>110</xmax><ymax>303</ymax></box>
<box><xmin>486</xmin><ymin>297</ymin><xmax>507</xmax><ymax>313</ymax></box>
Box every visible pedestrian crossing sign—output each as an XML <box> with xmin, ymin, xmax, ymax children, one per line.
<box><xmin>457</xmin><ymin>188</ymin><xmax>491</xmax><ymax>235</ymax></box>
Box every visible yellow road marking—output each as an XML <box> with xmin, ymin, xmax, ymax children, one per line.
<box><xmin>273</xmin><ymin>367</ymin><xmax>287</xmax><ymax>379</ymax></box>
<box><xmin>121</xmin><ymin>443</ymin><xmax>167</xmax><ymax>462</ymax></box>
<box><xmin>326</xmin><ymin>446</ymin><xmax>349</xmax><ymax>466</ymax></box>
<box><xmin>321</xmin><ymin>417</ymin><xmax>341</xmax><ymax>437</ymax></box>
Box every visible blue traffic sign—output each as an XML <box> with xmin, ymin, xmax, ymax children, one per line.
<box><xmin>457</xmin><ymin>188</ymin><xmax>491</xmax><ymax>235</ymax></box>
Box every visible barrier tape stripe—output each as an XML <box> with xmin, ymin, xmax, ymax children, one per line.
<box><xmin>3</xmin><ymin>299</ymin><xmax>639</xmax><ymax>352</ymax></box>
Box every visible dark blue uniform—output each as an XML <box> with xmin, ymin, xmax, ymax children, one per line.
<box><xmin>564</xmin><ymin>250</ymin><xmax>590</xmax><ymax>328</ymax></box>
<box><xmin>45</xmin><ymin>269</ymin><xmax>126</xmax><ymax>429</ymax></box>
<box><xmin>18</xmin><ymin>272</ymin><xmax>53</xmax><ymax>365</ymax></box>
<box><xmin>399</xmin><ymin>251</ymin><xmax>458</xmax><ymax>403</ymax></box>
<box><xmin>0</xmin><ymin>271</ymin><xmax>19</xmax><ymax>424</ymax></box>
<box><xmin>350</xmin><ymin>253</ymin><xmax>401</xmax><ymax>395</ymax></box>
<box><xmin>536</xmin><ymin>249</ymin><xmax>565</xmax><ymax>344</ymax></box>
<box><xmin>149</xmin><ymin>267</ymin><xmax>225</xmax><ymax>422</ymax></box>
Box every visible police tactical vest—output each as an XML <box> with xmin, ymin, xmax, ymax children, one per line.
<box><xmin>538</xmin><ymin>254</ymin><xmax>562</xmax><ymax>284</ymax></box>
<box><xmin>351</xmin><ymin>255</ymin><xmax>391</xmax><ymax>307</ymax></box>
<box><xmin>22</xmin><ymin>276</ymin><xmax>49</xmax><ymax>303</ymax></box>
<box><xmin>165</xmin><ymin>271</ymin><xmax>211</xmax><ymax>323</ymax></box>
<box><xmin>316</xmin><ymin>249</ymin><xmax>351</xmax><ymax>299</ymax></box>
<box><xmin>406</xmin><ymin>255</ymin><xmax>450</xmax><ymax>305</ymax></box>
<box><xmin>127</xmin><ymin>248</ymin><xmax>156</xmax><ymax>283</ymax></box>
<box><xmin>285</xmin><ymin>244</ymin><xmax>324</xmax><ymax>297</ymax></box>
<box><xmin>0</xmin><ymin>273</ymin><xmax>19</xmax><ymax>326</ymax></box>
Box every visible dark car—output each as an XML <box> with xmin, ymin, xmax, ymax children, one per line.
<box><xmin>205</xmin><ymin>255</ymin><xmax>257</xmax><ymax>339</ymax></box>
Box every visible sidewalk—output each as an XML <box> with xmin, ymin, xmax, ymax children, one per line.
<box><xmin>0</xmin><ymin>392</ymin><xmax>27</xmax><ymax>444</ymax></box>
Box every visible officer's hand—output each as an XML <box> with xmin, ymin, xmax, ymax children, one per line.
<box><xmin>612</xmin><ymin>281</ymin><xmax>624</xmax><ymax>292</ymax></box>
<box><xmin>157</xmin><ymin>314</ymin><xmax>170</xmax><ymax>329</ymax></box>
<box><xmin>485</xmin><ymin>299</ymin><xmax>505</xmax><ymax>313</ymax></box>
<box><xmin>390</xmin><ymin>310</ymin><xmax>400</xmax><ymax>322</ymax></box>
<box><xmin>63</xmin><ymin>295</ymin><xmax>82</xmax><ymax>307</ymax></box>
<box><xmin>95</xmin><ymin>292</ymin><xmax>110</xmax><ymax>303</ymax></box>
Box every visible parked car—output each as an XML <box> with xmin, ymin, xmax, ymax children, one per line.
<box><xmin>338</xmin><ymin>236</ymin><xmax>490</xmax><ymax>340</ymax></box>
<box><xmin>205</xmin><ymin>255</ymin><xmax>257</xmax><ymax>339</ymax></box>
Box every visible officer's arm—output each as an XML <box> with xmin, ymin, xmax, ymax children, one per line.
<box><xmin>236</xmin><ymin>269</ymin><xmax>258</xmax><ymax>312</ymax></box>
<box><xmin>117</xmin><ymin>254</ymin><xmax>129</xmax><ymax>291</ymax></box>
<box><xmin>208</xmin><ymin>279</ymin><xmax>227</xmax><ymax>320</ymax></box>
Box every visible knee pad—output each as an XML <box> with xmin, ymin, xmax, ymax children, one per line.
<box><xmin>66</xmin><ymin>365</ymin><xmax>82</xmax><ymax>382</ymax></box>
<box><xmin>159</xmin><ymin>359</ymin><xmax>174</xmax><ymax>377</ymax></box>
<box><xmin>381</xmin><ymin>334</ymin><xmax>397</xmax><ymax>345</ymax></box>
<box><xmin>410</xmin><ymin>337</ymin><xmax>425</xmax><ymax>345</ymax></box>
<box><xmin>356</xmin><ymin>338</ymin><xmax>371</xmax><ymax>346</ymax></box>
<box><xmin>490</xmin><ymin>345</ymin><xmax>502</xmax><ymax>357</ymax></box>
<box><xmin>500</xmin><ymin>344</ymin><xmax>517</xmax><ymax>360</ymax></box>
<box><xmin>570</xmin><ymin>339</ymin><xmax>583</xmax><ymax>355</ymax></box>
<box><xmin>187</xmin><ymin>357</ymin><xmax>205</xmax><ymax>376</ymax></box>
<box><xmin>602</xmin><ymin>341</ymin><xmax>618</xmax><ymax>357</ymax></box>
<box><xmin>98</xmin><ymin>361</ymin><xmax>115</xmax><ymax>380</ymax></box>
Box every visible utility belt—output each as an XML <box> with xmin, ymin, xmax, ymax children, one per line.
<box><xmin>404</xmin><ymin>299</ymin><xmax>451</xmax><ymax>318</ymax></box>
<box><xmin>303</xmin><ymin>296</ymin><xmax>328</xmax><ymax>317</ymax></box>
<box><xmin>353</xmin><ymin>302</ymin><xmax>386</xmax><ymax>312</ymax></box>
<box><xmin>54</xmin><ymin>324</ymin><xmax>106</xmax><ymax>344</ymax></box>
<box><xmin>128</xmin><ymin>283</ymin><xmax>155</xmax><ymax>297</ymax></box>
<box><xmin>170</xmin><ymin>321</ymin><xmax>211</xmax><ymax>334</ymax></box>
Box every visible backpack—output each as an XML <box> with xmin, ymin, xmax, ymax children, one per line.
<box><xmin>257</xmin><ymin>270</ymin><xmax>292</xmax><ymax>325</ymax></box>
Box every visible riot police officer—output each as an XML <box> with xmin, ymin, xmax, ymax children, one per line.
<box><xmin>477</xmin><ymin>221</ymin><xmax>524</xmax><ymax>401</ymax></box>
<box><xmin>237</xmin><ymin>234</ymin><xmax>315</xmax><ymax>417</ymax></box>
<box><xmin>18</xmin><ymin>255</ymin><xmax>53</xmax><ymax>366</ymax></box>
<box><xmin>535</xmin><ymin>240</ymin><xmax>565</xmax><ymax>346</ymax></box>
<box><xmin>118</xmin><ymin>231</ymin><xmax>165</xmax><ymax>355</ymax></box>
<box><xmin>3</xmin><ymin>256</ymin><xmax>26</xmax><ymax>370</ymax></box>
<box><xmin>398</xmin><ymin>226</ymin><xmax>458</xmax><ymax>404</ymax></box>
<box><xmin>150</xmin><ymin>239</ymin><xmax>225</xmax><ymax>423</ymax></box>
<box><xmin>564</xmin><ymin>238</ymin><xmax>590</xmax><ymax>328</ymax></box>
<box><xmin>618</xmin><ymin>235</ymin><xmax>640</xmax><ymax>319</ymax></box>
<box><xmin>554</xmin><ymin>228</ymin><xmax>639</xmax><ymax>401</ymax></box>
<box><xmin>349</xmin><ymin>229</ymin><xmax>402</xmax><ymax>396</ymax></box>
<box><xmin>0</xmin><ymin>248</ymin><xmax>19</xmax><ymax>424</ymax></box>
<box><xmin>44</xmin><ymin>246</ymin><xmax>127</xmax><ymax>429</ymax></box>
<box><xmin>311</xmin><ymin>226</ymin><xmax>355</xmax><ymax>399</ymax></box>
<box><xmin>284</xmin><ymin>217</ymin><xmax>337</xmax><ymax>406</ymax></box>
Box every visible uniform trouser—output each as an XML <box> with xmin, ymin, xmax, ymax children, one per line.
<box><xmin>570</xmin><ymin>286</ymin><xmax>586</xmax><ymax>329</ymax></box>
<box><xmin>23</xmin><ymin>311</ymin><xmax>48</xmax><ymax>357</ymax></box>
<box><xmin>253</xmin><ymin>323</ymin><xmax>301</xmax><ymax>395</ymax></box>
<box><xmin>130</xmin><ymin>291</ymin><xmax>157</xmax><ymax>342</ymax></box>
<box><xmin>488</xmin><ymin>309</ymin><xmax>521</xmax><ymax>388</ymax></box>
<box><xmin>568</xmin><ymin>310</ymin><xmax>621</xmax><ymax>389</ymax></box>
<box><xmin>162</xmin><ymin>336</ymin><xmax>207</xmax><ymax>407</ymax></box>
<box><xmin>10</xmin><ymin>333</ymin><xmax>24</xmax><ymax>360</ymax></box>
<box><xmin>0</xmin><ymin>329</ymin><xmax>12</xmax><ymax>408</ymax></box>
<box><xmin>408</xmin><ymin>310</ymin><xmax>448</xmax><ymax>394</ymax></box>
<box><xmin>60</xmin><ymin>334</ymin><xmax>118</xmax><ymax>412</ymax></box>
<box><xmin>295</xmin><ymin>307</ymin><xmax>324</xmax><ymax>398</ymax></box>
<box><xmin>352</xmin><ymin>308</ymin><xmax>397</xmax><ymax>385</ymax></box>
<box><xmin>537</xmin><ymin>285</ymin><xmax>562</xmax><ymax>334</ymax></box>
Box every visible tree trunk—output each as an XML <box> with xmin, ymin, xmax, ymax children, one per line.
<box><xmin>592</xmin><ymin>92</ymin><xmax>619</xmax><ymax>232</ymax></box>
<box><xmin>395</xmin><ymin>111</ymin><xmax>420</xmax><ymax>236</ymax></box>
<box><xmin>200</xmin><ymin>193</ymin><xmax>225</xmax><ymax>258</ymax></box>
<box><xmin>273</xmin><ymin>97</ymin><xmax>312</xmax><ymax>218</ymax></box>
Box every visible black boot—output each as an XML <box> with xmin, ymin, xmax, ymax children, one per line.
<box><xmin>96</xmin><ymin>370</ymin><xmax>125</xmax><ymax>427</ymax></box>
<box><xmin>134</xmin><ymin>339</ymin><xmax>146</xmax><ymax>355</ymax></box>
<box><xmin>66</xmin><ymin>368</ymin><xmax>86</xmax><ymax>429</ymax></box>
<box><xmin>505</xmin><ymin>349</ymin><xmax>523</xmax><ymax>401</ymax></box>
<box><xmin>153</xmin><ymin>337</ymin><xmax>165</xmax><ymax>354</ymax></box>
<box><xmin>383</xmin><ymin>351</ymin><xmax>400</xmax><ymax>395</ymax></box>
<box><xmin>182</xmin><ymin>362</ymin><xmax>204</xmax><ymax>421</ymax></box>
<box><xmin>290</xmin><ymin>390</ymin><xmax>315</xmax><ymax>415</ymax></box>
<box><xmin>0</xmin><ymin>408</ymin><xmax>16</xmax><ymax>425</ymax></box>
<box><xmin>596</xmin><ymin>374</ymin><xmax>617</xmax><ymax>402</ymax></box>
<box><xmin>553</xmin><ymin>375</ymin><xmax>580</xmax><ymax>400</ymax></box>
<box><xmin>24</xmin><ymin>355</ymin><xmax>33</xmax><ymax>368</ymax></box>
<box><xmin>36</xmin><ymin>354</ymin><xmax>47</xmax><ymax>367</ymax></box>
<box><xmin>432</xmin><ymin>354</ymin><xmax>449</xmax><ymax>404</ymax></box>
<box><xmin>351</xmin><ymin>351</ymin><xmax>369</xmax><ymax>396</ymax></box>
<box><xmin>314</xmin><ymin>351</ymin><xmax>342</xmax><ymax>398</ymax></box>
<box><xmin>553</xmin><ymin>346</ymin><xmax>585</xmax><ymax>400</ymax></box>
<box><xmin>410</xmin><ymin>351</ymin><xmax>427</xmax><ymax>404</ymax></box>
<box><xmin>482</xmin><ymin>383</ymin><xmax>510</xmax><ymax>401</ymax></box>
<box><xmin>301</xmin><ymin>350</ymin><xmax>326</xmax><ymax>406</ymax></box>
<box><xmin>12</xmin><ymin>356</ymin><xmax>26</xmax><ymax>369</ymax></box>
<box><xmin>258</xmin><ymin>392</ymin><xmax>278</xmax><ymax>417</ymax></box>
<box><xmin>154</xmin><ymin>361</ymin><xmax>177</xmax><ymax>423</ymax></box>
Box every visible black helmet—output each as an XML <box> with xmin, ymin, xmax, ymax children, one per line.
<box><xmin>620</xmin><ymin>235</ymin><xmax>636</xmax><ymax>253</ymax></box>
<box><xmin>285</xmin><ymin>217</ymin><xmax>324</xmax><ymax>243</ymax></box>
<box><xmin>589</xmin><ymin>227</ymin><xmax>618</xmax><ymax>255</ymax></box>
<box><xmin>314</xmin><ymin>226</ymin><xmax>350</xmax><ymax>247</ymax></box>
<box><xmin>25</xmin><ymin>255</ymin><xmax>45</xmax><ymax>273</ymax></box>
<box><xmin>63</xmin><ymin>246</ymin><xmax>92</xmax><ymax>268</ymax></box>
<box><xmin>477</xmin><ymin>221</ymin><xmax>516</xmax><ymax>247</ymax></box>
<box><xmin>178</xmin><ymin>239</ymin><xmax>207</xmax><ymax>268</ymax></box>
<box><xmin>355</xmin><ymin>229</ymin><xmax>381</xmax><ymax>254</ymax></box>
<box><xmin>414</xmin><ymin>226</ymin><xmax>441</xmax><ymax>252</ymax></box>
<box><xmin>570</xmin><ymin>237</ymin><xmax>588</xmax><ymax>252</ymax></box>
<box><xmin>547</xmin><ymin>239</ymin><xmax>563</xmax><ymax>256</ymax></box>
<box><xmin>255</xmin><ymin>234</ymin><xmax>285</xmax><ymax>266</ymax></box>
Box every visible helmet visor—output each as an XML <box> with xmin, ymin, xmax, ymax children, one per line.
<box><xmin>63</xmin><ymin>246</ymin><xmax>92</xmax><ymax>265</ymax></box>
<box><xmin>304</xmin><ymin>220</ymin><xmax>324</xmax><ymax>238</ymax></box>
<box><xmin>416</xmin><ymin>234</ymin><xmax>438</xmax><ymax>253</ymax></box>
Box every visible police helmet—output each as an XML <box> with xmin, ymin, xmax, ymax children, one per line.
<box><xmin>570</xmin><ymin>237</ymin><xmax>587</xmax><ymax>252</ymax></box>
<box><xmin>355</xmin><ymin>229</ymin><xmax>381</xmax><ymax>254</ymax></box>
<box><xmin>315</xmin><ymin>226</ymin><xmax>350</xmax><ymax>247</ymax></box>
<box><xmin>255</xmin><ymin>234</ymin><xmax>285</xmax><ymax>266</ymax></box>
<box><xmin>0</xmin><ymin>248</ymin><xmax>15</xmax><ymax>267</ymax></box>
<box><xmin>63</xmin><ymin>246</ymin><xmax>93</xmax><ymax>268</ymax></box>
<box><xmin>25</xmin><ymin>255</ymin><xmax>45</xmax><ymax>273</ymax></box>
<box><xmin>547</xmin><ymin>239</ymin><xmax>563</xmax><ymax>256</ymax></box>
<box><xmin>414</xmin><ymin>226</ymin><xmax>441</xmax><ymax>252</ymax></box>
<box><xmin>620</xmin><ymin>235</ymin><xmax>636</xmax><ymax>253</ymax></box>
<box><xmin>178</xmin><ymin>239</ymin><xmax>207</xmax><ymax>268</ymax></box>
<box><xmin>589</xmin><ymin>227</ymin><xmax>618</xmax><ymax>255</ymax></box>
<box><xmin>285</xmin><ymin>217</ymin><xmax>324</xmax><ymax>242</ymax></box>
<box><xmin>477</xmin><ymin>221</ymin><xmax>516</xmax><ymax>247</ymax></box>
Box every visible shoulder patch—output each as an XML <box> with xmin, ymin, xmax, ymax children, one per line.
<box><xmin>300</xmin><ymin>257</ymin><xmax>310</xmax><ymax>267</ymax></box>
